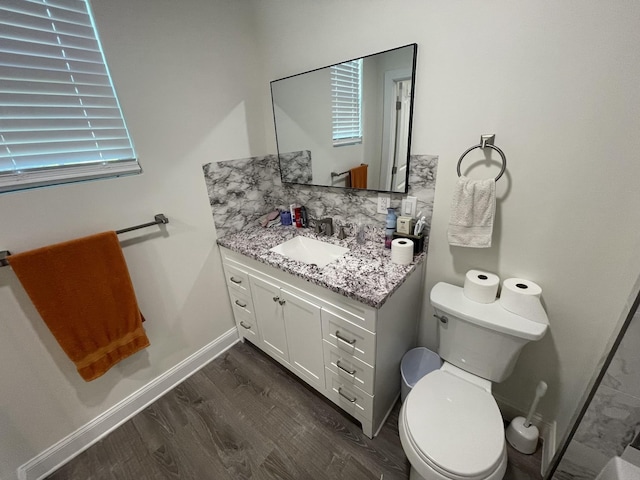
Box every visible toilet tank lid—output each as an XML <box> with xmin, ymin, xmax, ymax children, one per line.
<box><xmin>430</xmin><ymin>282</ymin><xmax>548</xmax><ymax>341</ymax></box>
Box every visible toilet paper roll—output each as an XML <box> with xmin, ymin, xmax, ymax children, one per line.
<box><xmin>499</xmin><ymin>278</ymin><xmax>547</xmax><ymax>323</ymax></box>
<box><xmin>463</xmin><ymin>270</ymin><xmax>500</xmax><ymax>303</ymax></box>
<box><xmin>391</xmin><ymin>238</ymin><xmax>414</xmax><ymax>265</ymax></box>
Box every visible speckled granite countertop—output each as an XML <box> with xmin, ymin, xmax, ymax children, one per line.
<box><xmin>217</xmin><ymin>225</ymin><xmax>425</xmax><ymax>309</ymax></box>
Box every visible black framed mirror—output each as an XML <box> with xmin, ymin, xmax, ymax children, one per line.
<box><xmin>270</xmin><ymin>44</ymin><xmax>417</xmax><ymax>193</ymax></box>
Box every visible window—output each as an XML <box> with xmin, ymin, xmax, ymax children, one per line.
<box><xmin>331</xmin><ymin>58</ymin><xmax>362</xmax><ymax>146</ymax></box>
<box><xmin>0</xmin><ymin>0</ymin><xmax>140</xmax><ymax>193</ymax></box>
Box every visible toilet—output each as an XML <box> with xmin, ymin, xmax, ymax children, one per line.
<box><xmin>399</xmin><ymin>282</ymin><xmax>548</xmax><ymax>480</ymax></box>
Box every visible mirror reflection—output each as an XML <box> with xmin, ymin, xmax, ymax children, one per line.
<box><xmin>271</xmin><ymin>44</ymin><xmax>417</xmax><ymax>193</ymax></box>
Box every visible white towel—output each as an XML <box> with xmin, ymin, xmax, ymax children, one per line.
<box><xmin>447</xmin><ymin>176</ymin><xmax>496</xmax><ymax>248</ymax></box>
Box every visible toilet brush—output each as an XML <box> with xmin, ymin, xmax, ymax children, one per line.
<box><xmin>505</xmin><ymin>381</ymin><xmax>547</xmax><ymax>454</ymax></box>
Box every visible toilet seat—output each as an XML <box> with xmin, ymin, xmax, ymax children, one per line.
<box><xmin>401</xmin><ymin>370</ymin><xmax>506</xmax><ymax>480</ymax></box>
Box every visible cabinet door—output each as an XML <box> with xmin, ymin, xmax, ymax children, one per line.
<box><xmin>281</xmin><ymin>290</ymin><xmax>324</xmax><ymax>390</ymax></box>
<box><xmin>250</xmin><ymin>275</ymin><xmax>289</xmax><ymax>362</ymax></box>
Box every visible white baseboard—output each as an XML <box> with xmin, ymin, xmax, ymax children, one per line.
<box><xmin>541</xmin><ymin>420</ymin><xmax>557</xmax><ymax>475</ymax></box>
<box><xmin>18</xmin><ymin>328</ymin><xmax>239</xmax><ymax>480</ymax></box>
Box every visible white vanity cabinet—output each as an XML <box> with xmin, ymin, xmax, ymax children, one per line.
<box><xmin>220</xmin><ymin>246</ymin><xmax>423</xmax><ymax>438</ymax></box>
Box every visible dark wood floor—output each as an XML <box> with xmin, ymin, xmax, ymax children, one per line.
<box><xmin>47</xmin><ymin>341</ymin><xmax>542</xmax><ymax>480</ymax></box>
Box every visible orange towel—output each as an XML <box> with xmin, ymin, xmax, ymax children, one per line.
<box><xmin>8</xmin><ymin>231</ymin><xmax>149</xmax><ymax>381</ymax></box>
<box><xmin>350</xmin><ymin>164</ymin><xmax>368</xmax><ymax>189</ymax></box>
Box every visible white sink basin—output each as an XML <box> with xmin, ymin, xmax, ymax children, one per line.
<box><xmin>270</xmin><ymin>236</ymin><xmax>349</xmax><ymax>268</ymax></box>
<box><xmin>596</xmin><ymin>457</ymin><xmax>640</xmax><ymax>480</ymax></box>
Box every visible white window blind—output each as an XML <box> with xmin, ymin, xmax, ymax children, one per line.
<box><xmin>331</xmin><ymin>58</ymin><xmax>362</xmax><ymax>146</ymax></box>
<box><xmin>0</xmin><ymin>0</ymin><xmax>140</xmax><ymax>193</ymax></box>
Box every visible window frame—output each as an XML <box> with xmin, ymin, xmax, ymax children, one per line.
<box><xmin>0</xmin><ymin>0</ymin><xmax>140</xmax><ymax>194</ymax></box>
<box><xmin>330</xmin><ymin>58</ymin><xmax>363</xmax><ymax>147</ymax></box>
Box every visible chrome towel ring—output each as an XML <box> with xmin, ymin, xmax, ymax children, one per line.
<box><xmin>456</xmin><ymin>134</ymin><xmax>507</xmax><ymax>182</ymax></box>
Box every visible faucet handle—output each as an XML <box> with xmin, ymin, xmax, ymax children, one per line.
<box><xmin>322</xmin><ymin>217</ymin><xmax>334</xmax><ymax>237</ymax></box>
<box><xmin>312</xmin><ymin>219</ymin><xmax>322</xmax><ymax>234</ymax></box>
<box><xmin>308</xmin><ymin>217</ymin><xmax>320</xmax><ymax>233</ymax></box>
<box><xmin>337</xmin><ymin>225</ymin><xmax>347</xmax><ymax>240</ymax></box>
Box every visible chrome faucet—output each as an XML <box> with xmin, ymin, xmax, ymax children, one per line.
<box><xmin>312</xmin><ymin>217</ymin><xmax>333</xmax><ymax>236</ymax></box>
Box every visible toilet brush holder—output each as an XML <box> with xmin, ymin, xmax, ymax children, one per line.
<box><xmin>506</xmin><ymin>416</ymin><xmax>539</xmax><ymax>454</ymax></box>
<box><xmin>506</xmin><ymin>381</ymin><xmax>547</xmax><ymax>455</ymax></box>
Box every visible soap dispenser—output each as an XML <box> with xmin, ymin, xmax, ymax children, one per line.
<box><xmin>385</xmin><ymin>207</ymin><xmax>397</xmax><ymax>249</ymax></box>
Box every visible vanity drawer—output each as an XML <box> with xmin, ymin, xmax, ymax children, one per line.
<box><xmin>234</xmin><ymin>308</ymin><xmax>260</xmax><ymax>342</ymax></box>
<box><xmin>325</xmin><ymin>368</ymin><xmax>373</xmax><ymax>420</ymax></box>
<box><xmin>321</xmin><ymin>309</ymin><xmax>375</xmax><ymax>367</ymax></box>
<box><xmin>224</xmin><ymin>262</ymin><xmax>251</xmax><ymax>295</ymax></box>
<box><xmin>322</xmin><ymin>302</ymin><xmax>374</xmax><ymax>333</ymax></box>
<box><xmin>228</xmin><ymin>289</ymin><xmax>255</xmax><ymax>319</ymax></box>
<box><xmin>323</xmin><ymin>341</ymin><xmax>374</xmax><ymax>395</ymax></box>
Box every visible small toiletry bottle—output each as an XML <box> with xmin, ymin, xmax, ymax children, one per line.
<box><xmin>385</xmin><ymin>208</ymin><xmax>397</xmax><ymax>249</ymax></box>
<box><xmin>300</xmin><ymin>206</ymin><xmax>309</xmax><ymax>228</ymax></box>
<box><xmin>294</xmin><ymin>207</ymin><xmax>302</xmax><ymax>228</ymax></box>
<box><xmin>385</xmin><ymin>229</ymin><xmax>394</xmax><ymax>249</ymax></box>
<box><xmin>280</xmin><ymin>210</ymin><xmax>292</xmax><ymax>226</ymax></box>
<box><xmin>386</xmin><ymin>207</ymin><xmax>397</xmax><ymax>229</ymax></box>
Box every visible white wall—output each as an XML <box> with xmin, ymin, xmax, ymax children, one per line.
<box><xmin>0</xmin><ymin>1</ymin><xmax>266</xmax><ymax>478</ymax></box>
<box><xmin>3</xmin><ymin>2</ymin><xmax>640</xmax><ymax>476</ymax></box>
<box><xmin>252</xmin><ymin>0</ymin><xmax>640</xmax><ymax>449</ymax></box>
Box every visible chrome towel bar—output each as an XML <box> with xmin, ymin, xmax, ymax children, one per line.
<box><xmin>331</xmin><ymin>163</ymin><xmax>368</xmax><ymax>179</ymax></box>
<box><xmin>330</xmin><ymin>169</ymin><xmax>351</xmax><ymax>178</ymax></box>
<box><xmin>456</xmin><ymin>134</ymin><xmax>507</xmax><ymax>182</ymax></box>
<box><xmin>0</xmin><ymin>213</ymin><xmax>169</xmax><ymax>267</ymax></box>
<box><xmin>115</xmin><ymin>213</ymin><xmax>169</xmax><ymax>235</ymax></box>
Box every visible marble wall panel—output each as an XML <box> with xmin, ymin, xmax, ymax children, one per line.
<box><xmin>203</xmin><ymin>153</ymin><xmax>438</xmax><ymax>242</ymax></box>
<box><xmin>602</xmin><ymin>309</ymin><xmax>640</xmax><ymax>398</ymax></box>
<box><xmin>573</xmin><ymin>385</ymin><xmax>640</xmax><ymax>458</ymax></box>
<box><xmin>202</xmin><ymin>155</ymin><xmax>280</xmax><ymax>238</ymax></box>
<box><xmin>553</xmin><ymin>308</ymin><xmax>640</xmax><ymax>479</ymax></box>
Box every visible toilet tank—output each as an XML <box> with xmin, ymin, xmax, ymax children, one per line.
<box><xmin>431</xmin><ymin>282</ymin><xmax>548</xmax><ymax>383</ymax></box>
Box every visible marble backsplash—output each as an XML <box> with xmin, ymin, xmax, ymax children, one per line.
<box><xmin>202</xmin><ymin>153</ymin><xmax>438</xmax><ymax>242</ymax></box>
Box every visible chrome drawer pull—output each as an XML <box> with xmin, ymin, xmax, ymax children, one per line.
<box><xmin>239</xmin><ymin>321</ymin><xmax>251</xmax><ymax>330</ymax></box>
<box><xmin>230</xmin><ymin>277</ymin><xmax>242</xmax><ymax>284</ymax></box>
<box><xmin>338</xmin><ymin>387</ymin><xmax>357</xmax><ymax>403</ymax></box>
<box><xmin>278</xmin><ymin>299</ymin><xmax>286</xmax><ymax>305</ymax></box>
<box><xmin>335</xmin><ymin>331</ymin><xmax>356</xmax><ymax>345</ymax></box>
<box><xmin>273</xmin><ymin>296</ymin><xmax>280</xmax><ymax>302</ymax></box>
<box><xmin>235</xmin><ymin>299</ymin><xmax>247</xmax><ymax>308</ymax></box>
<box><xmin>336</xmin><ymin>360</ymin><xmax>356</xmax><ymax>376</ymax></box>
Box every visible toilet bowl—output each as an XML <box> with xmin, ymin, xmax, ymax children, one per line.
<box><xmin>398</xmin><ymin>282</ymin><xmax>549</xmax><ymax>480</ymax></box>
<box><xmin>399</xmin><ymin>364</ymin><xmax>507</xmax><ymax>480</ymax></box>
